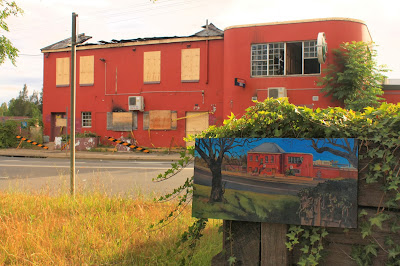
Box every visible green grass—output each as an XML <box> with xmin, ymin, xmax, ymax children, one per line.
<box><xmin>0</xmin><ymin>190</ymin><xmax>222</xmax><ymax>265</ymax></box>
<box><xmin>193</xmin><ymin>184</ymin><xmax>301</xmax><ymax>224</ymax></box>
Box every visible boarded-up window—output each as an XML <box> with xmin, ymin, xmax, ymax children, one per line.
<box><xmin>143</xmin><ymin>51</ymin><xmax>161</xmax><ymax>83</ymax></box>
<box><xmin>107</xmin><ymin>112</ymin><xmax>138</xmax><ymax>131</ymax></box>
<box><xmin>80</xmin><ymin>55</ymin><xmax>94</xmax><ymax>85</ymax></box>
<box><xmin>143</xmin><ymin>110</ymin><xmax>177</xmax><ymax>130</ymax></box>
<box><xmin>181</xmin><ymin>48</ymin><xmax>200</xmax><ymax>82</ymax></box>
<box><xmin>56</xmin><ymin>57</ymin><xmax>70</xmax><ymax>86</ymax></box>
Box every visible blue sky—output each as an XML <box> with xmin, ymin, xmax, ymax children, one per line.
<box><xmin>195</xmin><ymin>138</ymin><xmax>357</xmax><ymax>167</ymax></box>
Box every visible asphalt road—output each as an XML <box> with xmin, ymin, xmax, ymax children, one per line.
<box><xmin>194</xmin><ymin>167</ymin><xmax>318</xmax><ymax>196</ymax></box>
<box><xmin>0</xmin><ymin>157</ymin><xmax>193</xmax><ymax>196</ymax></box>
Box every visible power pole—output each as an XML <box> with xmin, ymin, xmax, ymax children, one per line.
<box><xmin>70</xmin><ymin>12</ymin><xmax>78</xmax><ymax>196</ymax></box>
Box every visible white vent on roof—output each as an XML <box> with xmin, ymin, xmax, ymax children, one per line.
<box><xmin>128</xmin><ymin>96</ymin><xmax>144</xmax><ymax>111</ymax></box>
<box><xmin>268</xmin><ymin>87</ymin><xmax>287</xmax><ymax>99</ymax></box>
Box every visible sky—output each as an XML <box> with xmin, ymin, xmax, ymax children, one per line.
<box><xmin>1</xmin><ymin>0</ymin><xmax>399</xmax><ymax>104</ymax></box>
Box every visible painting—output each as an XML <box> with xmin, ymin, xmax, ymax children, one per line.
<box><xmin>192</xmin><ymin>138</ymin><xmax>359</xmax><ymax>228</ymax></box>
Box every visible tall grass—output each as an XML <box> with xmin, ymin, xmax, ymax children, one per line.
<box><xmin>0</xmin><ymin>191</ymin><xmax>222</xmax><ymax>265</ymax></box>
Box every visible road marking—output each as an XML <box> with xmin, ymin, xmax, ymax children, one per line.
<box><xmin>0</xmin><ymin>164</ymin><xmax>194</xmax><ymax>170</ymax></box>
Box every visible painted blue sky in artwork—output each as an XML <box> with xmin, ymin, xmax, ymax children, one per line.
<box><xmin>195</xmin><ymin>138</ymin><xmax>358</xmax><ymax>168</ymax></box>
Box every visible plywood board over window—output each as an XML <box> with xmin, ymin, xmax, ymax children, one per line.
<box><xmin>56</xmin><ymin>57</ymin><xmax>70</xmax><ymax>86</ymax></box>
<box><xmin>107</xmin><ymin>112</ymin><xmax>138</xmax><ymax>131</ymax></box>
<box><xmin>181</xmin><ymin>48</ymin><xmax>200</xmax><ymax>82</ymax></box>
<box><xmin>143</xmin><ymin>51</ymin><xmax>161</xmax><ymax>83</ymax></box>
<box><xmin>143</xmin><ymin>110</ymin><xmax>177</xmax><ymax>130</ymax></box>
<box><xmin>79</xmin><ymin>55</ymin><xmax>94</xmax><ymax>86</ymax></box>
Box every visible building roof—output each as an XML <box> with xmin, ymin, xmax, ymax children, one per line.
<box><xmin>248</xmin><ymin>143</ymin><xmax>285</xmax><ymax>153</ymax></box>
<box><xmin>192</xmin><ymin>23</ymin><xmax>224</xmax><ymax>37</ymax></box>
<box><xmin>41</xmin><ymin>22</ymin><xmax>223</xmax><ymax>52</ymax></box>
<box><xmin>41</xmin><ymin>33</ymin><xmax>92</xmax><ymax>51</ymax></box>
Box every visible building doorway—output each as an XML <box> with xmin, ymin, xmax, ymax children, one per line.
<box><xmin>50</xmin><ymin>112</ymin><xmax>67</xmax><ymax>141</ymax></box>
<box><xmin>185</xmin><ymin>111</ymin><xmax>209</xmax><ymax>147</ymax></box>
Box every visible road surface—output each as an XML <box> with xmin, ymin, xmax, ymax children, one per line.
<box><xmin>0</xmin><ymin>157</ymin><xmax>193</xmax><ymax>196</ymax></box>
<box><xmin>194</xmin><ymin>167</ymin><xmax>319</xmax><ymax>196</ymax></box>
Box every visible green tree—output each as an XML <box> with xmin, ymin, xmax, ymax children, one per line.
<box><xmin>318</xmin><ymin>41</ymin><xmax>388</xmax><ymax>111</ymax></box>
<box><xmin>0</xmin><ymin>102</ymin><xmax>7</xmax><ymax>116</ymax></box>
<box><xmin>7</xmin><ymin>84</ymin><xmax>41</xmax><ymax>120</ymax></box>
<box><xmin>0</xmin><ymin>0</ymin><xmax>22</xmax><ymax>65</ymax></box>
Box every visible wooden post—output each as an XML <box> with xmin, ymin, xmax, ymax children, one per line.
<box><xmin>261</xmin><ymin>223</ymin><xmax>288</xmax><ymax>266</ymax></box>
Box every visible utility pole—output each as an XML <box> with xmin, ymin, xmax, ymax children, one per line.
<box><xmin>70</xmin><ymin>12</ymin><xmax>78</xmax><ymax>196</ymax></box>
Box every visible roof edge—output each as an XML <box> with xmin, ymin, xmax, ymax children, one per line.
<box><xmin>224</xmin><ymin>17</ymin><xmax>367</xmax><ymax>31</ymax></box>
<box><xmin>41</xmin><ymin>36</ymin><xmax>223</xmax><ymax>53</ymax></box>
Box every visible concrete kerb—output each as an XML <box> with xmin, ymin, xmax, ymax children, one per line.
<box><xmin>0</xmin><ymin>148</ymin><xmax>183</xmax><ymax>161</ymax></box>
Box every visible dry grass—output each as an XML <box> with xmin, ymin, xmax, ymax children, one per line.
<box><xmin>0</xmin><ymin>191</ymin><xmax>222</xmax><ymax>265</ymax></box>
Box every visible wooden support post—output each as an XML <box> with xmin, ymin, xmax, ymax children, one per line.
<box><xmin>212</xmin><ymin>220</ymin><xmax>261</xmax><ymax>265</ymax></box>
<box><xmin>261</xmin><ymin>223</ymin><xmax>288</xmax><ymax>266</ymax></box>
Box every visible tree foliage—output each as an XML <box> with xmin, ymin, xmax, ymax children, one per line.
<box><xmin>0</xmin><ymin>0</ymin><xmax>23</xmax><ymax>65</ymax></box>
<box><xmin>6</xmin><ymin>84</ymin><xmax>42</xmax><ymax>124</ymax></box>
<box><xmin>318</xmin><ymin>41</ymin><xmax>388</xmax><ymax>111</ymax></box>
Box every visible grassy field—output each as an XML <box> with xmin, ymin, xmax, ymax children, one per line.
<box><xmin>0</xmin><ymin>190</ymin><xmax>221</xmax><ymax>265</ymax></box>
<box><xmin>193</xmin><ymin>184</ymin><xmax>301</xmax><ymax>224</ymax></box>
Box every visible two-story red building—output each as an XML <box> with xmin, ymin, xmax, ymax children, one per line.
<box><xmin>247</xmin><ymin>142</ymin><xmax>357</xmax><ymax>179</ymax></box>
<box><xmin>41</xmin><ymin>18</ymin><xmax>386</xmax><ymax>148</ymax></box>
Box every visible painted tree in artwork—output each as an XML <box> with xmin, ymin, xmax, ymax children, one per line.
<box><xmin>195</xmin><ymin>138</ymin><xmax>254</xmax><ymax>202</ymax></box>
<box><xmin>311</xmin><ymin>138</ymin><xmax>358</xmax><ymax>168</ymax></box>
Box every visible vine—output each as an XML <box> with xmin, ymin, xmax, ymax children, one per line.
<box><xmin>154</xmin><ymin>98</ymin><xmax>400</xmax><ymax>265</ymax></box>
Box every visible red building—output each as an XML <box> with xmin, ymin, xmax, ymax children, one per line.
<box><xmin>247</xmin><ymin>142</ymin><xmax>357</xmax><ymax>179</ymax></box>
<box><xmin>41</xmin><ymin>18</ymin><xmax>392</xmax><ymax>148</ymax></box>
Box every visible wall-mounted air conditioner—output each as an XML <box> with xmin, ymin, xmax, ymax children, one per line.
<box><xmin>268</xmin><ymin>87</ymin><xmax>287</xmax><ymax>99</ymax></box>
<box><xmin>128</xmin><ymin>96</ymin><xmax>144</xmax><ymax>111</ymax></box>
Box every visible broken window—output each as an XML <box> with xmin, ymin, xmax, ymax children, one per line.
<box><xmin>251</xmin><ymin>40</ymin><xmax>320</xmax><ymax>77</ymax></box>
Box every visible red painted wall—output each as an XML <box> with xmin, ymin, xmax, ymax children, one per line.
<box><xmin>223</xmin><ymin>19</ymin><xmax>372</xmax><ymax>119</ymax></box>
<box><xmin>247</xmin><ymin>152</ymin><xmax>282</xmax><ymax>175</ymax></box>
<box><xmin>44</xmin><ymin>18</ymin><xmax>397</xmax><ymax>148</ymax></box>
<box><xmin>43</xmin><ymin>39</ymin><xmax>224</xmax><ymax>147</ymax></box>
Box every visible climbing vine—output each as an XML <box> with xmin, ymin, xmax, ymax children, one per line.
<box><xmin>154</xmin><ymin>98</ymin><xmax>400</xmax><ymax>265</ymax></box>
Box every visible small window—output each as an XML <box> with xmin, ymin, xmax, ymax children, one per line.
<box><xmin>255</xmin><ymin>156</ymin><xmax>258</xmax><ymax>162</ymax></box>
<box><xmin>82</xmin><ymin>112</ymin><xmax>92</xmax><ymax>127</ymax></box>
<box><xmin>271</xmin><ymin>156</ymin><xmax>274</xmax><ymax>163</ymax></box>
<box><xmin>288</xmin><ymin>156</ymin><xmax>302</xmax><ymax>164</ymax></box>
<box><xmin>265</xmin><ymin>156</ymin><xmax>268</xmax><ymax>163</ymax></box>
<box><xmin>249</xmin><ymin>155</ymin><xmax>253</xmax><ymax>161</ymax></box>
<box><xmin>260</xmin><ymin>157</ymin><xmax>263</xmax><ymax>164</ymax></box>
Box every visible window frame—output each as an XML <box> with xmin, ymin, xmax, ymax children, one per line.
<box><xmin>251</xmin><ymin>40</ymin><xmax>321</xmax><ymax>77</ymax></box>
<box><xmin>81</xmin><ymin>112</ymin><xmax>92</xmax><ymax>128</ymax></box>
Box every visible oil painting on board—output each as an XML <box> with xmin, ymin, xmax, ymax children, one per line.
<box><xmin>192</xmin><ymin>138</ymin><xmax>358</xmax><ymax>228</ymax></box>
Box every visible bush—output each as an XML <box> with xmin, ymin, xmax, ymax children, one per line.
<box><xmin>0</xmin><ymin>120</ymin><xmax>18</xmax><ymax>148</ymax></box>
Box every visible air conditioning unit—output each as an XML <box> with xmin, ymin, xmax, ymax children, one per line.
<box><xmin>128</xmin><ymin>96</ymin><xmax>144</xmax><ymax>111</ymax></box>
<box><xmin>268</xmin><ymin>87</ymin><xmax>287</xmax><ymax>99</ymax></box>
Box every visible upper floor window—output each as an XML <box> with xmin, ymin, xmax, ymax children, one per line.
<box><xmin>181</xmin><ymin>48</ymin><xmax>200</xmax><ymax>82</ymax></box>
<box><xmin>143</xmin><ymin>51</ymin><xmax>161</xmax><ymax>84</ymax></box>
<box><xmin>82</xmin><ymin>112</ymin><xmax>92</xmax><ymax>127</ymax></box>
<box><xmin>56</xmin><ymin>57</ymin><xmax>70</xmax><ymax>87</ymax></box>
<box><xmin>288</xmin><ymin>156</ymin><xmax>302</xmax><ymax>164</ymax></box>
<box><xmin>79</xmin><ymin>55</ymin><xmax>94</xmax><ymax>86</ymax></box>
<box><xmin>251</xmin><ymin>40</ymin><xmax>320</xmax><ymax>77</ymax></box>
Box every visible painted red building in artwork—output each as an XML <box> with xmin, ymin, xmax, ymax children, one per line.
<box><xmin>41</xmin><ymin>17</ymin><xmax>394</xmax><ymax>148</ymax></box>
<box><xmin>247</xmin><ymin>142</ymin><xmax>357</xmax><ymax>179</ymax></box>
